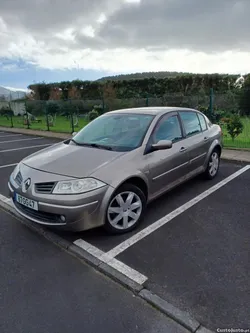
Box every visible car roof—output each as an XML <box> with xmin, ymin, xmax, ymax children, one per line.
<box><xmin>106</xmin><ymin>106</ymin><xmax>199</xmax><ymax>116</ymax></box>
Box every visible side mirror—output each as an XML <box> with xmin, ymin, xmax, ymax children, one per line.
<box><xmin>72</xmin><ymin>131</ymin><xmax>78</xmax><ymax>137</ymax></box>
<box><xmin>151</xmin><ymin>139</ymin><xmax>172</xmax><ymax>151</ymax></box>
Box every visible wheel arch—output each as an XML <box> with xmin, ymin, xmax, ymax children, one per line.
<box><xmin>114</xmin><ymin>176</ymin><xmax>149</xmax><ymax>201</ymax></box>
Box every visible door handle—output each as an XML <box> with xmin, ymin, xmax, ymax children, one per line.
<box><xmin>179</xmin><ymin>147</ymin><xmax>187</xmax><ymax>152</ymax></box>
<box><xmin>204</xmin><ymin>136</ymin><xmax>209</xmax><ymax>141</ymax></box>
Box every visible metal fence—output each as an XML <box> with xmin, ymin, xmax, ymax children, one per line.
<box><xmin>0</xmin><ymin>93</ymin><xmax>249</xmax><ymax>149</ymax></box>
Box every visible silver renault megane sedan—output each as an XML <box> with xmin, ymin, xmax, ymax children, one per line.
<box><xmin>8</xmin><ymin>107</ymin><xmax>222</xmax><ymax>234</ymax></box>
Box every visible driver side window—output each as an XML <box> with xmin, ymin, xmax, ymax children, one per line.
<box><xmin>153</xmin><ymin>115</ymin><xmax>183</xmax><ymax>144</ymax></box>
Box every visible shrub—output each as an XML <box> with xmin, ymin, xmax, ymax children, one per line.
<box><xmin>46</xmin><ymin>101</ymin><xmax>60</xmax><ymax>115</ymax></box>
<box><xmin>93</xmin><ymin>104</ymin><xmax>104</xmax><ymax>114</ymax></box>
<box><xmin>226</xmin><ymin>114</ymin><xmax>243</xmax><ymax>141</ymax></box>
<box><xmin>220</xmin><ymin>117</ymin><xmax>230</xmax><ymax>124</ymax></box>
<box><xmin>0</xmin><ymin>106</ymin><xmax>14</xmax><ymax>119</ymax></box>
<box><xmin>88</xmin><ymin>109</ymin><xmax>99</xmax><ymax>121</ymax></box>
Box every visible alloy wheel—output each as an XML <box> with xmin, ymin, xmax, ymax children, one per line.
<box><xmin>107</xmin><ymin>191</ymin><xmax>142</xmax><ymax>230</ymax></box>
<box><xmin>209</xmin><ymin>151</ymin><xmax>219</xmax><ymax>177</ymax></box>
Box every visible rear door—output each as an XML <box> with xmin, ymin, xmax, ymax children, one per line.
<box><xmin>146</xmin><ymin>112</ymin><xmax>190</xmax><ymax>198</ymax></box>
<box><xmin>178</xmin><ymin>110</ymin><xmax>211</xmax><ymax>172</ymax></box>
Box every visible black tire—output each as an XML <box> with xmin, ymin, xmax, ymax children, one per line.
<box><xmin>203</xmin><ymin>148</ymin><xmax>220</xmax><ymax>180</ymax></box>
<box><xmin>104</xmin><ymin>183</ymin><xmax>146</xmax><ymax>234</ymax></box>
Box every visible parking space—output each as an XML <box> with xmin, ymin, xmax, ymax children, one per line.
<box><xmin>0</xmin><ymin>131</ymin><xmax>61</xmax><ymax>197</ymax></box>
<box><xmin>115</xmin><ymin>168</ymin><xmax>250</xmax><ymax>330</ymax></box>
<box><xmin>0</xmin><ymin>129</ymin><xmax>249</xmax><ymax>331</ymax></box>
<box><xmin>65</xmin><ymin>162</ymin><xmax>246</xmax><ymax>250</ymax></box>
<box><xmin>72</xmin><ymin>163</ymin><xmax>250</xmax><ymax>331</ymax></box>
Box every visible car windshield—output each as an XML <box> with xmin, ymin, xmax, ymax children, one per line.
<box><xmin>72</xmin><ymin>113</ymin><xmax>155</xmax><ymax>152</ymax></box>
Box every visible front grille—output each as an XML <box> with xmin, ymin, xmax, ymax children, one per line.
<box><xmin>35</xmin><ymin>182</ymin><xmax>56</xmax><ymax>194</ymax></box>
<box><xmin>15</xmin><ymin>171</ymin><xmax>23</xmax><ymax>186</ymax></box>
<box><xmin>14</xmin><ymin>201</ymin><xmax>64</xmax><ymax>224</ymax></box>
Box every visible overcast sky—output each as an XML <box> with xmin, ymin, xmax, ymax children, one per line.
<box><xmin>0</xmin><ymin>0</ymin><xmax>249</xmax><ymax>88</ymax></box>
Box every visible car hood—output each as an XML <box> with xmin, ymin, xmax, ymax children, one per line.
<box><xmin>22</xmin><ymin>142</ymin><xmax>125</xmax><ymax>178</ymax></box>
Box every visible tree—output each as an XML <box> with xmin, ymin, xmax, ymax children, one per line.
<box><xmin>46</xmin><ymin>101</ymin><xmax>60</xmax><ymax>115</ymax></box>
<box><xmin>226</xmin><ymin>114</ymin><xmax>243</xmax><ymax>141</ymax></box>
<box><xmin>101</xmin><ymin>82</ymin><xmax>117</xmax><ymax>110</ymax></box>
<box><xmin>88</xmin><ymin>109</ymin><xmax>99</xmax><ymax>121</ymax></box>
<box><xmin>239</xmin><ymin>75</ymin><xmax>250</xmax><ymax>115</ymax></box>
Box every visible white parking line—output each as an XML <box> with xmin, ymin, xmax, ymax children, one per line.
<box><xmin>0</xmin><ymin>137</ymin><xmax>44</xmax><ymax>144</ymax></box>
<box><xmin>0</xmin><ymin>194</ymin><xmax>11</xmax><ymax>202</ymax></box>
<box><xmin>73</xmin><ymin>239</ymin><xmax>147</xmax><ymax>285</ymax></box>
<box><xmin>0</xmin><ymin>143</ymin><xmax>51</xmax><ymax>153</ymax></box>
<box><xmin>0</xmin><ymin>163</ymin><xmax>18</xmax><ymax>169</ymax></box>
<box><xmin>0</xmin><ymin>187</ymin><xmax>147</xmax><ymax>285</ymax></box>
<box><xmin>105</xmin><ymin>164</ymin><xmax>250</xmax><ymax>259</ymax></box>
<box><xmin>0</xmin><ymin>134</ymin><xmax>23</xmax><ymax>138</ymax></box>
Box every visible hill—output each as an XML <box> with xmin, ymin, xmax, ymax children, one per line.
<box><xmin>97</xmin><ymin>71</ymin><xmax>193</xmax><ymax>81</ymax></box>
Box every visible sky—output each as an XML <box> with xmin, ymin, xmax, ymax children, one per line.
<box><xmin>0</xmin><ymin>0</ymin><xmax>249</xmax><ymax>90</ymax></box>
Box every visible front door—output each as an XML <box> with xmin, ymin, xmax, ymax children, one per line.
<box><xmin>146</xmin><ymin>112</ymin><xmax>190</xmax><ymax>198</ymax></box>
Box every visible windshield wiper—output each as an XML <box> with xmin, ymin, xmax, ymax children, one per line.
<box><xmin>70</xmin><ymin>138</ymin><xmax>80</xmax><ymax>145</ymax></box>
<box><xmin>71</xmin><ymin>140</ymin><xmax>113</xmax><ymax>151</ymax></box>
<box><xmin>88</xmin><ymin>143</ymin><xmax>113</xmax><ymax>151</ymax></box>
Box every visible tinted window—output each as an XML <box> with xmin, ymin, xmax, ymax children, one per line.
<box><xmin>153</xmin><ymin>115</ymin><xmax>182</xmax><ymax>143</ymax></box>
<box><xmin>72</xmin><ymin>113</ymin><xmax>154</xmax><ymax>152</ymax></box>
<box><xmin>198</xmin><ymin>113</ymin><xmax>207</xmax><ymax>131</ymax></box>
<box><xmin>204</xmin><ymin>114</ymin><xmax>212</xmax><ymax>127</ymax></box>
<box><xmin>179</xmin><ymin>112</ymin><xmax>201</xmax><ymax>137</ymax></box>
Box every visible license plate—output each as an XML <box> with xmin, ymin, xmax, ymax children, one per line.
<box><xmin>15</xmin><ymin>193</ymin><xmax>38</xmax><ymax>211</ymax></box>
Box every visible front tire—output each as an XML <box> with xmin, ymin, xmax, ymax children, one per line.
<box><xmin>104</xmin><ymin>183</ymin><xmax>146</xmax><ymax>234</ymax></box>
<box><xmin>204</xmin><ymin>149</ymin><xmax>220</xmax><ymax>180</ymax></box>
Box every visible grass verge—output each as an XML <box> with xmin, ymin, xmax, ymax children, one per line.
<box><xmin>0</xmin><ymin>115</ymin><xmax>89</xmax><ymax>133</ymax></box>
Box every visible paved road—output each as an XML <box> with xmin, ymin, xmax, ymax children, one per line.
<box><xmin>0</xmin><ymin>209</ymin><xmax>188</xmax><ymax>333</ymax></box>
<box><xmin>0</xmin><ymin>133</ymin><xmax>61</xmax><ymax>197</ymax></box>
<box><xmin>117</xmin><ymin>168</ymin><xmax>250</xmax><ymax>330</ymax></box>
<box><xmin>66</xmin><ymin>162</ymin><xmax>246</xmax><ymax>250</ymax></box>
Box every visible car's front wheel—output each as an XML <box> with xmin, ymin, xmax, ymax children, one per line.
<box><xmin>204</xmin><ymin>149</ymin><xmax>220</xmax><ymax>179</ymax></box>
<box><xmin>104</xmin><ymin>183</ymin><xmax>146</xmax><ymax>234</ymax></box>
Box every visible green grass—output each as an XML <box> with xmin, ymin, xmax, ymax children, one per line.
<box><xmin>1</xmin><ymin>114</ymin><xmax>250</xmax><ymax>149</ymax></box>
<box><xmin>0</xmin><ymin>115</ymin><xmax>89</xmax><ymax>133</ymax></box>
<box><xmin>222</xmin><ymin>117</ymin><xmax>250</xmax><ymax>149</ymax></box>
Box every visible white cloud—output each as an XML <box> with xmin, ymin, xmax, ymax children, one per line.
<box><xmin>81</xmin><ymin>26</ymin><xmax>95</xmax><ymax>38</ymax></box>
<box><xmin>0</xmin><ymin>0</ymin><xmax>249</xmax><ymax>75</ymax></box>
<box><xmin>55</xmin><ymin>28</ymin><xmax>76</xmax><ymax>42</ymax></box>
<box><xmin>97</xmin><ymin>13</ymin><xmax>107</xmax><ymax>23</ymax></box>
<box><xmin>124</xmin><ymin>0</ymin><xmax>141</xmax><ymax>3</ymax></box>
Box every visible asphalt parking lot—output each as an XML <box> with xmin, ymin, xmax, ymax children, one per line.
<box><xmin>0</xmin><ymin>129</ymin><xmax>249</xmax><ymax>332</ymax></box>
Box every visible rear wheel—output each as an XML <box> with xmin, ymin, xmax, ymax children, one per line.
<box><xmin>204</xmin><ymin>149</ymin><xmax>220</xmax><ymax>180</ymax></box>
<box><xmin>104</xmin><ymin>183</ymin><xmax>146</xmax><ymax>234</ymax></box>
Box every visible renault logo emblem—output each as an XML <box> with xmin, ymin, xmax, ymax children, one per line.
<box><xmin>22</xmin><ymin>178</ymin><xmax>31</xmax><ymax>192</ymax></box>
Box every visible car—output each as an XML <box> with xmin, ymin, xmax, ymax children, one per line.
<box><xmin>8</xmin><ymin>107</ymin><xmax>222</xmax><ymax>234</ymax></box>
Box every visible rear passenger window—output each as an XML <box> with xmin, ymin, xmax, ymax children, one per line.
<box><xmin>197</xmin><ymin>113</ymin><xmax>207</xmax><ymax>131</ymax></box>
<box><xmin>179</xmin><ymin>112</ymin><xmax>201</xmax><ymax>137</ymax></box>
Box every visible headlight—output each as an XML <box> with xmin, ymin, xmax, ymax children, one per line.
<box><xmin>12</xmin><ymin>163</ymin><xmax>20</xmax><ymax>179</ymax></box>
<box><xmin>52</xmin><ymin>178</ymin><xmax>107</xmax><ymax>194</ymax></box>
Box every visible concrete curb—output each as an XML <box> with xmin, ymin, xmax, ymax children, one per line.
<box><xmin>195</xmin><ymin>326</ymin><xmax>214</xmax><ymax>333</ymax></box>
<box><xmin>0</xmin><ymin>126</ymin><xmax>70</xmax><ymax>140</ymax></box>
<box><xmin>0</xmin><ymin>196</ymin><xmax>215</xmax><ymax>333</ymax></box>
<box><xmin>139</xmin><ymin>289</ymin><xmax>200</xmax><ymax>332</ymax></box>
<box><xmin>221</xmin><ymin>155</ymin><xmax>250</xmax><ymax>163</ymax></box>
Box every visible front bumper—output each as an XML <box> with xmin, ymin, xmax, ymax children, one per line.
<box><xmin>8</xmin><ymin>164</ymin><xmax>114</xmax><ymax>232</ymax></box>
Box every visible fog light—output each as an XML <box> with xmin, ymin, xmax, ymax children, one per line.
<box><xmin>60</xmin><ymin>215</ymin><xmax>66</xmax><ymax>222</ymax></box>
